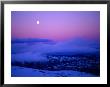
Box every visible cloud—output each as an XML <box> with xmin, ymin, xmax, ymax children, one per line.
<box><xmin>11</xmin><ymin>38</ymin><xmax>100</xmax><ymax>62</ymax></box>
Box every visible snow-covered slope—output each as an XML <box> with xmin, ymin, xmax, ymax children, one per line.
<box><xmin>12</xmin><ymin>66</ymin><xmax>96</xmax><ymax>77</ymax></box>
<box><xmin>11</xmin><ymin>38</ymin><xmax>100</xmax><ymax>77</ymax></box>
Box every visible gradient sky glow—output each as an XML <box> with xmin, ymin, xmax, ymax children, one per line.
<box><xmin>11</xmin><ymin>11</ymin><xmax>100</xmax><ymax>41</ymax></box>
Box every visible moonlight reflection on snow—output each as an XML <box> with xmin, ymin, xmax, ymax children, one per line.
<box><xmin>11</xmin><ymin>38</ymin><xmax>100</xmax><ymax>77</ymax></box>
<box><xmin>11</xmin><ymin>11</ymin><xmax>100</xmax><ymax>77</ymax></box>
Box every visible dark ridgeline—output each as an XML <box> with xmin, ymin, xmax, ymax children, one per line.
<box><xmin>11</xmin><ymin>38</ymin><xmax>53</xmax><ymax>43</ymax></box>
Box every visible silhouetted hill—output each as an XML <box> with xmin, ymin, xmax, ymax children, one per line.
<box><xmin>11</xmin><ymin>38</ymin><xmax>54</xmax><ymax>43</ymax></box>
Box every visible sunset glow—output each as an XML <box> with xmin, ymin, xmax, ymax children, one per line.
<box><xmin>11</xmin><ymin>11</ymin><xmax>100</xmax><ymax>41</ymax></box>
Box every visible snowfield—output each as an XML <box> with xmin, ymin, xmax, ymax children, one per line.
<box><xmin>12</xmin><ymin>66</ymin><xmax>96</xmax><ymax>77</ymax></box>
<box><xmin>11</xmin><ymin>38</ymin><xmax>100</xmax><ymax>77</ymax></box>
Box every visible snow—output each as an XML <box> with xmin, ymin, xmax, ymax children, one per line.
<box><xmin>11</xmin><ymin>38</ymin><xmax>100</xmax><ymax>77</ymax></box>
<box><xmin>12</xmin><ymin>66</ymin><xmax>96</xmax><ymax>77</ymax></box>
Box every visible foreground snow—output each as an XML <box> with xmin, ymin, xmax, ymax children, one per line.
<box><xmin>11</xmin><ymin>66</ymin><xmax>96</xmax><ymax>77</ymax></box>
<box><xmin>11</xmin><ymin>38</ymin><xmax>100</xmax><ymax>76</ymax></box>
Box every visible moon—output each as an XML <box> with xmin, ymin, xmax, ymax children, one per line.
<box><xmin>37</xmin><ymin>20</ymin><xmax>39</xmax><ymax>24</ymax></box>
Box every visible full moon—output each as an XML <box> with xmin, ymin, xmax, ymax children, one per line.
<box><xmin>37</xmin><ymin>20</ymin><xmax>39</xmax><ymax>24</ymax></box>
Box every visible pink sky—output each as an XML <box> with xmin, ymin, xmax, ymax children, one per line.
<box><xmin>11</xmin><ymin>11</ymin><xmax>100</xmax><ymax>41</ymax></box>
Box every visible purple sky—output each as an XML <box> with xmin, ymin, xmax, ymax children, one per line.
<box><xmin>11</xmin><ymin>11</ymin><xmax>100</xmax><ymax>41</ymax></box>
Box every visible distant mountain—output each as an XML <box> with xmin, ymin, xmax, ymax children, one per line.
<box><xmin>11</xmin><ymin>38</ymin><xmax>54</xmax><ymax>43</ymax></box>
<box><xmin>57</xmin><ymin>38</ymin><xmax>100</xmax><ymax>49</ymax></box>
<box><xmin>66</xmin><ymin>38</ymin><xmax>99</xmax><ymax>45</ymax></box>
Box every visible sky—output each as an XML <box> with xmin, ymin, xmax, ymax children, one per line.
<box><xmin>11</xmin><ymin>11</ymin><xmax>100</xmax><ymax>41</ymax></box>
